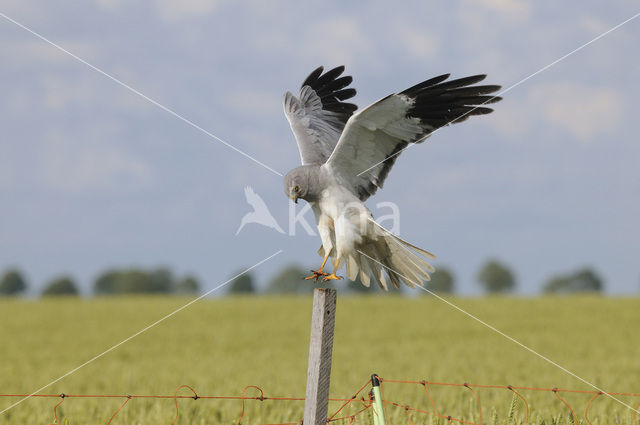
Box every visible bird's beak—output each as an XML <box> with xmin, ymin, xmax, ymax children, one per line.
<box><xmin>288</xmin><ymin>192</ymin><xmax>298</xmax><ymax>203</ymax></box>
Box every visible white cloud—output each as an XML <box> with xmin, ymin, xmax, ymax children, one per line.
<box><xmin>5</xmin><ymin>86</ymin><xmax>31</xmax><ymax>115</ymax></box>
<box><xmin>579</xmin><ymin>16</ymin><xmax>609</xmax><ymax>36</ymax></box>
<box><xmin>484</xmin><ymin>99</ymin><xmax>528</xmax><ymax>139</ymax></box>
<box><xmin>0</xmin><ymin>39</ymin><xmax>97</xmax><ymax>67</ymax></box>
<box><xmin>392</xmin><ymin>20</ymin><xmax>439</xmax><ymax>60</ymax></box>
<box><xmin>470</xmin><ymin>0</ymin><xmax>532</xmax><ymax>23</ymax></box>
<box><xmin>488</xmin><ymin>82</ymin><xmax>624</xmax><ymax>142</ymax></box>
<box><xmin>227</xmin><ymin>88</ymin><xmax>282</xmax><ymax>118</ymax></box>
<box><xmin>455</xmin><ymin>0</ymin><xmax>533</xmax><ymax>81</ymax></box>
<box><xmin>301</xmin><ymin>17</ymin><xmax>375</xmax><ymax>67</ymax></box>
<box><xmin>40</xmin><ymin>133</ymin><xmax>154</xmax><ymax>193</ymax></box>
<box><xmin>0</xmin><ymin>1</ymin><xmax>45</xmax><ymax>21</ymax></box>
<box><xmin>153</xmin><ymin>0</ymin><xmax>223</xmax><ymax>22</ymax></box>
<box><xmin>251</xmin><ymin>30</ymin><xmax>292</xmax><ymax>54</ymax></box>
<box><xmin>40</xmin><ymin>73</ymin><xmax>152</xmax><ymax>114</ymax></box>
<box><xmin>43</xmin><ymin>76</ymin><xmax>96</xmax><ymax>111</ymax></box>
<box><xmin>529</xmin><ymin>82</ymin><xmax>623</xmax><ymax>141</ymax></box>
<box><xmin>95</xmin><ymin>0</ymin><xmax>126</xmax><ymax>10</ymax></box>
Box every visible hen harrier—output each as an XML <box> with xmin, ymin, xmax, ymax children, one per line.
<box><xmin>283</xmin><ymin>66</ymin><xmax>501</xmax><ymax>290</ymax></box>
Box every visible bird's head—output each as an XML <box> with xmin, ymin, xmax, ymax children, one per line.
<box><xmin>284</xmin><ymin>167</ymin><xmax>311</xmax><ymax>203</ymax></box>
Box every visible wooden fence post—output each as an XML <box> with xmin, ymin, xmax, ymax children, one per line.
<box><xmin>304</xmin><ymin>288</ymin><xmax>337</xmax><ymax>425</ymax></box>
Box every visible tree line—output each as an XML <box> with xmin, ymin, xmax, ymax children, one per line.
<box><xmin>0</xmin><ymin>268</ymin><xmax>199</xmax><ymax>297</ymax></box>
<box><xmin>0</xmin><ymin>259</ymin><xmax>608</xmax><ymax>297</ymax></box>
<box><xmin>226</xmin><ymin>260</ymin><xmax>605</xmax><ymax>295</ymax></box>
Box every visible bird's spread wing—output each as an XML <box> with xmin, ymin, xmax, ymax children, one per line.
<box><xmin>283</xmin><ymin>66</ymin><xmax>357</xmax><ymax>165</ymax></box>
<box><xmin>324</xmin><ymin>74</ymin><xmax>502</xmax><ymax>200</ymax></box>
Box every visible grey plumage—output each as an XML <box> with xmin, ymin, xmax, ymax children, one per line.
<box><xmin>283</xmin><ymin>66</ymin><xmax>502</xmax><ymax>290</ymax></box>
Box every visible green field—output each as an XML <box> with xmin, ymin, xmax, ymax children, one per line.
<box><xmin>0</xmin><ymin>295</ymin><xmax>639</xmax><ymax>424</ymax></box>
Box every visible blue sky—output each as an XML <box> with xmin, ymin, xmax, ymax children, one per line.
<box><xmin>1</xmin><ymin>0</ymin><xmax>639</xmax><ymax>295</ymax></box>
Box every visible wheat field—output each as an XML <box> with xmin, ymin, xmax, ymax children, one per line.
<box><xmin>0</xmin><ymin>295</ymin><xmax>638</xmax><ymax>424</ymax></box>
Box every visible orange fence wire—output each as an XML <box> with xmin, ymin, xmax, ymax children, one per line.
<box><xmin>2</xmin><ymin>376</ymin><xmax>639</xmax><ymax>424</ymax></box>
<box><xmin>379</xmin><ymin>378</ymin><xmax>640</xmax><ymax>425</ymax></box>
<box><xmin>0</xmin><ymin>380</ymin><xmax>372</xmax><ymax>425</ymax></box>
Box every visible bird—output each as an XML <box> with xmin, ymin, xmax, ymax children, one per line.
<box><xmin>236</xmin><ymin>186</ymin><xmax>285</xmax><ymax>235</ymax></box>
<box><xmin>283</xmin><ymin>65</ymin><xmax>501</xmax><ymax>290</ymax></box>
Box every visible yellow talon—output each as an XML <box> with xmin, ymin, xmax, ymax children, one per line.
<box><xmin>304</xmin><ymin>255</ymin><xmax>331</xmax><ymax>282</ymax></box>
<box><xmin>322</xmin><ymin>273</ymin><xmax>342</xmax><ymax>281</ymax></box>
<box><xmin>305</xmin><ymin>270</ymin><xmax>329</xmax><ymax>282</ymax></box>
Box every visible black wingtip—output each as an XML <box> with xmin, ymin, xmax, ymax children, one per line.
<box><xmin>324</xmin><ymin>65</ymin><xmax>346</xmax><ymax>78</ymax></box>
<box><xmin>397</xmin><ymin>73</ymin><xmax>502</xmax><ymax>136</ymax></box>
<box><xmin>301</xmin><ymin>66</ymin><xmax>324</xmax><ymax>89</ymax></box>
<box><xmin>400</xmin><ymin>73</ymin><xmax>450</xmax><ymax>95</ymax></box>
<box><xmin>299</xmin><ymin>65</ymin><xmax>357</xmax><ymax>123</ymax></box>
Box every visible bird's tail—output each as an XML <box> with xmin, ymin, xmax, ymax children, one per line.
<box><xmin>347</xmin><ymin>223</ymin><xmax>435</xmax><ymax>291</ymax></box>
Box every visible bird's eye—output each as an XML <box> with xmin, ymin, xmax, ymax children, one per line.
<box><xmin>294</xmin><ymin>185</ymin><xmax>300</xmax><ymax>192</ymax></box>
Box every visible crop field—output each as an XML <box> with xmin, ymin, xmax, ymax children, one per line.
<box><xmin>0</xmin><ymin>295</ymin><xmax>639</xmax><ymax>424</ymax></box>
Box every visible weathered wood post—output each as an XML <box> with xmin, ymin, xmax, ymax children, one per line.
<box><xmin>303</xmin><ymin>288</ymin><xmax>337</xmax><ymax>425</ymax></box>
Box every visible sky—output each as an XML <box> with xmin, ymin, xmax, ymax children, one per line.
<box><xmin>0</xmin><ymin>0</ymin><xmax>639</xmax><ymax>296</ymax></box>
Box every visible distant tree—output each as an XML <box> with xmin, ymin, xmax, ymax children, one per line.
<box><xmin>228</xmin><ymin>272</ymin><xmax>255</xmax><ymax>294</ymax></box>
<box><xmin>266</xmin><ymin>265</ymin><xmax>317</xmax><ymax>294</ymax></box>
<box><xmin>0</xmin><ymin>269</ymin><xmax>27</xmax><ymax>296</ymax></box>
<box><xmin>94</xmin><ymin>270</ymin><xmax>118</xmax><ymax>294</ymax></box>
<box><xmin>565</xmin><ymin>268</ymin><xmax>603</xmax><ymax>292</ymax></box>
<box><xmin>175</xmin><ymin>275</ymin><xmax>200</xmax><ymax>294</ymax></box>
<box><xmin>111</xmin><ymin>269</ymin><xmax>150</xmax><ymax>293</ymax></box>
<box><xmin>543</xmin><ymin>276</ymin><xmax>569</xmax><ymax>293</ymax></box>
<box><xmin>425</xmin><ymin>267</ymin><xmax>455</xmax><ymax>294</ymax></box>
<box><xmin>42</xmin><ymin>276</ymin><xmax>79</xmax><ymax>296</ymax></box>
<box><xmin>543</xmin><ymin>268</ymin><xmax>603</xmax><ymax>294</ymax></box>
<box><xmin>149</xmin><ymin>268</ymin><xmax>174</xmax><ymax>293</ymax></box>
<box><xmin>346</xmin><ymin>274</ymin><xmax>382</xmax><ymax>293</ymax></box>
<box><xmin>93</xmin><ymin>268</ymin><xmax>175</xmax><ymax>295</ymax></box>
<box><xmin>477</xmin><ymin>259</ymin><xmax>515</xmax><ymax>294</ymax></box>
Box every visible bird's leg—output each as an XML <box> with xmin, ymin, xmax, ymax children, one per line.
<box><xmin>304</xmin><ymin>255</ymin><xmax>330</xmax><ymax>282</ymax></box>
<box><xmin>322</xmin><ymin>257</ymin><xmax>343</xmax><ymax>281</ymax></box>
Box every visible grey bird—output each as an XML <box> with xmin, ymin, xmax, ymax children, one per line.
<box><xmin>283</xmin><ymin>66</ymin><xmax>501</xmax><ymax>290</ymax></box>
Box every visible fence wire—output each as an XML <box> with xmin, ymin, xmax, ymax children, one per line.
<box><xmin>1</xmin><ymin>376</ymin><xmax>639</xmax><ymax>424</ymax></box>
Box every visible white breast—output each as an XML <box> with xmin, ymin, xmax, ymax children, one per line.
<box><xmin>317</xmin><ymin>184</ymin><xmax>373</xmax><ymax>258</ymax></box>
